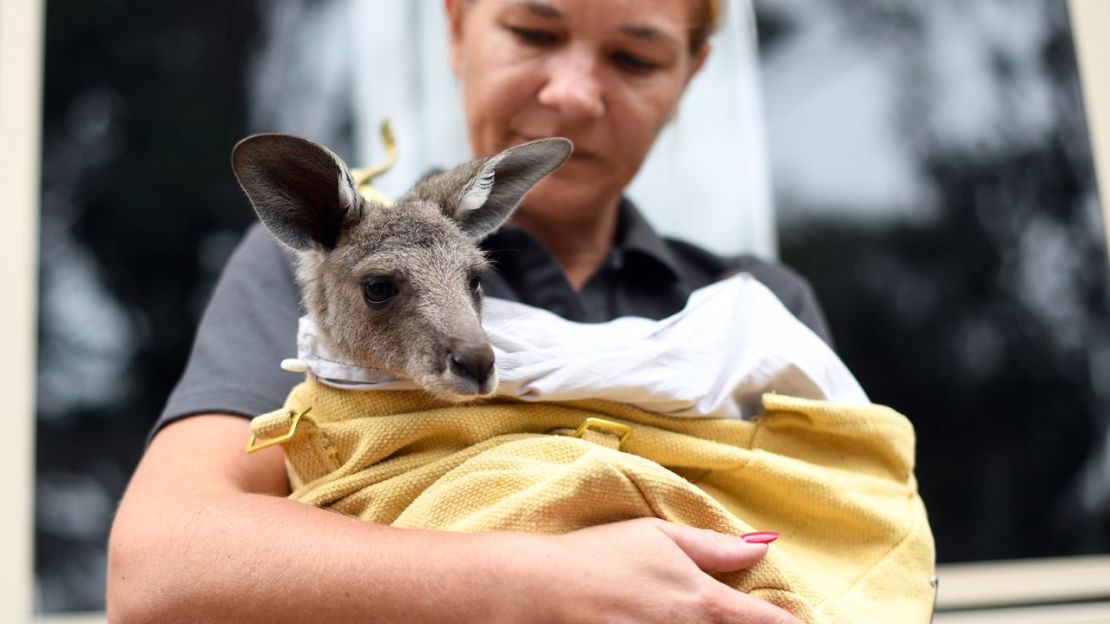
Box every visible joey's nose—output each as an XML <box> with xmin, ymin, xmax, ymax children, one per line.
<box><xmin>448</xmin><ymin>344</ymin><xmax>496</xmax><ymax>389</ymax></box>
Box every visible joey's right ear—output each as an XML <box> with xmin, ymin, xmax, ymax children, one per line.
<box><xmin>231</xmin><ymin>134</ymin><xmax>362</xmax><ymax>251</ymax></box>
<box><xmin>451</xmin><ymin>138</ymin><xmax>573</xmax><ymax>241</ymax></box>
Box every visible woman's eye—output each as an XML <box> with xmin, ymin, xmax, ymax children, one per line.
<box><xmin>613</xmin><ymin>51</ymin><xmax>659</xmax><ymax>73</ymax></box>
<box><xmin>362</xmin><ymin>276</ymin><xmax>399</xmax><ymax>306</ymax></box>
<box><xmin>508</xmin><ymin>25</ymin><xmax>557</xmax><ymax>46</ymax></box>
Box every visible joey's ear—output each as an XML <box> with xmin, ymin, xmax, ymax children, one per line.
<box><xmin>231</xmin><ymin>134</ymin><xmax>362</xmax><ymax>251</ymax></box>
<box><xmin>452</xmin><ymin>138</ymin><xmax>573</xmax><ymax>241</ymax></box>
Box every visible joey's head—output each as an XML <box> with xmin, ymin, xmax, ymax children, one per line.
<box><xmin>231</xmin><ymin>134</ymin><xmax>572</xmax><ymax>400</ymax></box>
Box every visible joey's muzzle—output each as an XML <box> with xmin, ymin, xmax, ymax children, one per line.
<box><xmin>446</xmin><ymin>342</ymin><xmax>497</xmax><ymax>396</ymax></box>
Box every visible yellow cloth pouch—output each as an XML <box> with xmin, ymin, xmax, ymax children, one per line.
<box><xmin>250</xmin><ymin>378</ymin><xmax>936</xmax><ymax>623</ymax></box>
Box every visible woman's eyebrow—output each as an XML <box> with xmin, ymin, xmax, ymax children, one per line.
<box><xmin>510</xmin><ymin>0</ymin><xmax>563</xmax><ymax>19</ymax></box>
<box><xmin>621</xmin><ymin>24</ymin><xmax>680</xmax><ymax>50</ymax></box>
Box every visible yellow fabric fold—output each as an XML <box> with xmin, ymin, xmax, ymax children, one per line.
<box><xmin>251</xmin><ymin>379</ymin><xmax>935</xmax><ymax>623</ymax></box>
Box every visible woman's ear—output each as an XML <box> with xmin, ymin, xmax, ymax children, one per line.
<box><xmin>666</xmin><ymin>43</ymin><xmax>711</xmax><ymax>123</ymax></box>
<box><xmin>686</xmin><ymin>42</ymin><xmax>711</xmax><ymax>88</ymax></box>
<box><xmin>444</xmin><ymin>0</ymin><xmax>466</xmax><ymax>76</ymax></box>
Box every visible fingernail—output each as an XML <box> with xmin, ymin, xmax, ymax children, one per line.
<box><xmin>741</xmin><ymin>531</ymin><xmax>780</xmax><ymax>544</ymax></box>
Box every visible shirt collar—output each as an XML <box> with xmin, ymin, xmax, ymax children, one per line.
<box><xmin>616</xmin><ymin>197</ymin><xmax>683</xmax><ymax>282</ymax></box>
<box><xmin>480</xmin><ymin>197</ymin><xmax>685</xmax><ymax>284</ymax></box>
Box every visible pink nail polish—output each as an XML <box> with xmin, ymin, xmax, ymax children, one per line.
<box><xmin>741</xmin><ymin>531</ymin><xmax>780</xmax><ymax>544</ymax></box>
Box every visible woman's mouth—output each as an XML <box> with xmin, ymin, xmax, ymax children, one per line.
<box><xmin>514</xmin><ymin>134</ymin><xmax>595</xmax><ymax>161</ymax></box>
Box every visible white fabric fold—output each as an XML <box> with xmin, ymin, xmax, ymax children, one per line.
<box><xmin>292</xmin><ymin>273</ymin><xmax>868</xmax><ymax>419</ymax></box>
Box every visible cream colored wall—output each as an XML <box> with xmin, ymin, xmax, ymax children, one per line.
<box><xmin>0</xmin><ymin>0</ymin><xmax>42</xmax><ymax>619</ymax></box>
<box><xmin>1072</xmin><ymin>0</ymin><xmax>1110</xmax><ymax>256</ymax></box>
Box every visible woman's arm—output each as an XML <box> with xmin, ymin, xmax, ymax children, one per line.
<box><xmin>107</xmin><ymin>414</ymin><xmax>800</xmax><ymax>624</ymax></box>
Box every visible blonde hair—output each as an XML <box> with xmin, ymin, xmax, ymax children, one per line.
<box><xmin>689</xmin><ymin>0</ymin><xmax>722</xmax><ymax>53</ymax></box>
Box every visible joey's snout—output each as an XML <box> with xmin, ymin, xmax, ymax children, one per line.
<box><xmin>445</xmin><ymin>342</ymin><xmax>497</xmax><ymax>397</ymax></box>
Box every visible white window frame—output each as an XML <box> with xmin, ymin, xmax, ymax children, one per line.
<box><xmin>3</xmin><ymin>0</ymin><xmax>1109</xmax><ymax>621</ymax></box>
<box><xmin>1074</xmin><ymin>0</ymin><xmax>1110</xmax><ymax>261</ymax></box>
<box><xmin>1</xmin><ymin>0</ymin><xmax>43</xmax><ymax>620</ymax></box>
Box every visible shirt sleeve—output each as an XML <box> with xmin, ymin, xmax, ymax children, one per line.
<box><xmin>151</xmin><ymin>223</ymin><xmax>304</xmax><ymax>440</ymax></box>
<box><xmin>732</xmin><ymin>256</ymin><xmax>835</xmax><ymax>348</ymax></box>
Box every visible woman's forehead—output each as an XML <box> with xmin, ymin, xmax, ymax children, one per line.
<box><xmin>489</xmin><ymin>0</ymin><xmax>692</xmax><ymax>41</ymax></box>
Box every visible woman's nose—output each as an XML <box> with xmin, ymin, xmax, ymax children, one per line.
<box><xmin>537</xmin><ymin>50</ymin><xmax>604</xmax><ymax>120</ymax></box>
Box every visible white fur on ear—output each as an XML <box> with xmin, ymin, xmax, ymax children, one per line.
<box><xmin>337</xmin><ymin>172</ymin><xmax>358</xmax><ymax>210</ymax></box>
<box><xmin>458</xmin><ymin>153</ymin><xmax>505</xmax><ymax>215</ymax></box>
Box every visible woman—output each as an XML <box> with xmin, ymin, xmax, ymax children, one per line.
<box><xmin>108</xmin><ymin>1</ymin><xmax>824</xmax><ymax>621</ymax></box>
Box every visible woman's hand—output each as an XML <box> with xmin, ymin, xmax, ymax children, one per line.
<box><xmin>509</xmin><ymin>519</ymin><xmax>801</xmax><ymax>624</ymax></box>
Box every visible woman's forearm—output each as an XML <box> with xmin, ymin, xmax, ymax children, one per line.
<box><xmin>109</xmin><ymin>488</ymin><xmax>538</xmax><ymax>622</ymax></box>
<box><xmin>107</xmin><ymin>415</ymin><xmax>533</xmax><ymax>623</ymax></box>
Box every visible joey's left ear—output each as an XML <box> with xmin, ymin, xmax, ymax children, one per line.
<box><xmin>452</xmin><ymin>138</ymin><xmax>573</xmax><ymax>241</ymax></box>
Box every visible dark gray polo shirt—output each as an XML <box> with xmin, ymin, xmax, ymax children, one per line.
<box><xmin>155</xmin><ymin>199</ymin><xmax>831</xmax><ymax>437</ymax></box>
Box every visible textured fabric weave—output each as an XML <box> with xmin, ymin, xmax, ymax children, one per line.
<box><xmin>251</xmin><ymin>379</ymin><xmax>935</xmax><ymax>623</ymax></box>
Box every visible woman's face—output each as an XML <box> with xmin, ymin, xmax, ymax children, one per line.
<box><xmin>447</xmin><ymin>0</ymin><xmax>708</xmax><ymax>219</ymax></box>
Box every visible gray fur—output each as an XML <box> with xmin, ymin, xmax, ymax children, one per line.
<box><xmin>231</xmin><ymin>134</ymin><xmax>572</xmax><ymax>400</ymax></box>
<box><xmin>403</xmin><ymin>139</ymin><xmax>573</xmax><ymax>241</ymax></box>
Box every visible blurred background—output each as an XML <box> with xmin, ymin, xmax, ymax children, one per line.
<box><xmin>35</xmin><ymin>0</ymin><xmax>1109</xmax><ymax>614</ymax></box>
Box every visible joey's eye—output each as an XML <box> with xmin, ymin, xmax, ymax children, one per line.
<box><xmin>362</xmin><ymin>276</ymin><xmax>398</xmax><ymax>306</ymax></box>
<box><xmin>469</xmin><ymin>275</ymin><xmax>483</xmax><ymax>296</ymax></box>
